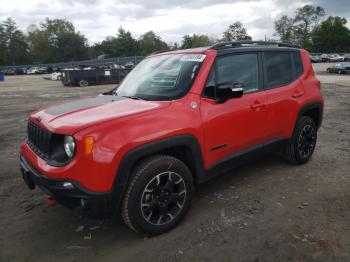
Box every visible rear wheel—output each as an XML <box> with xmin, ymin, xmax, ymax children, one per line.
<box><xmin>338</xmin><ymin>70</ymin><xmax>343</xmax><ymax>75</ymax></box>
<box><xmin>284</xmin><ymin>116</ymin><xmax>317</xmax><ymax>165</ymax></box>
<box><xmin>122</xmin><ymin>155</ymin><xmax>194</xmax><ymax>236</ymax></box>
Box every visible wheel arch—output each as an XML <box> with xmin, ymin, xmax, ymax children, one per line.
<box><xmin>297</xmin><ymin>101</ymin><xmax>323</xmax><ymax>130</ymax></box>
<box><xmin>111</xmin><ymin>135</ymin><xmax>206</xmax><ymax>209</ymax></box>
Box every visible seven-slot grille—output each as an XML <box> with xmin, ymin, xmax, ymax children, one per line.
<box><xmin>27</xmin><ymin>121</ymin><xmax>52</xmax><ymax>160</ymax></box>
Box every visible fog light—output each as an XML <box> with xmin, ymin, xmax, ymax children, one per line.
<box><xmin>62</xmin><ymin>182</ymin><xmax>74</xmax><ymax>189</ymax></box>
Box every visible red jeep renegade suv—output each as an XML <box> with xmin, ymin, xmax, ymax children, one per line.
<box><xmin>20</xmin><ymin>41</ymin><xmax>323</xmax><ymax>235</ymax></box>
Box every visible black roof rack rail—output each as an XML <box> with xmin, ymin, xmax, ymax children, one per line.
<box><xmin>150</xmin><ymin>50</ymin><xmax>169</xmax><ymax>55</ymax></box>
<box><xmin>210</xmin><ymin>41</ymin><xmax>300</xmax><ymax>50</ymax></box>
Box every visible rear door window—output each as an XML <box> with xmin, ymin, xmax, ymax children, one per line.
<box><xmin>264</xmin><ymin>52</ymin><xmax>293</xmax><ymax>88</ymax></box>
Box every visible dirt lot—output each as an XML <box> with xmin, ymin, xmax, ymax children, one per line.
<box><xmin>0</xmin><ymin>64</ymin><xmax>349</xmax><ymax>262</ymax></box>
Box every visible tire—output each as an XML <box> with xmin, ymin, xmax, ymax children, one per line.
<box><xmin>284</xmin><ymin>116</ymin><xmax>317</xmax><ymax>165</ymax></box>
<box><xmin>327</xmin><ymin>68</ymin><xmax>330</xmax><ymax>73</ymax></box>
<box><xmin>79</xmin><ymin>80</ymin><xmax>89</xmax><ymax>87</ymax></box>
<box><xmin>338</xmin><ymin>70</ymin><xmax>342</xmax><ymax>75</ymax></box>
<box><xmin>122</xmin><ymin>155</ymin><xmax>194</xmax><ymax>236</ymax></box>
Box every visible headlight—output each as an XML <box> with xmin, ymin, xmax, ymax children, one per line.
<box><xmin>63</xmin><ymin>136</ymin><xmax>76</xmax><ymax>158</ymax></box>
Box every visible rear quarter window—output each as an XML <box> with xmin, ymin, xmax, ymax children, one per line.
<box><xmin>293</xmin><ymin>51</ymin><xmax>304</xmax><ymax>77</ymax></box>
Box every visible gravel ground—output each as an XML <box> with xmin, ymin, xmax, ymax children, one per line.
<box><xmin>0</xmin><ymin>64</ymin><xmax>349</xmax><ymax>262</ymax></box>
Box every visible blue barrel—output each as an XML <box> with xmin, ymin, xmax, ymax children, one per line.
<box><xmin>0</xmin><ymin>72</ymin><xmax>4</xmax><ymax>81</ymax></box>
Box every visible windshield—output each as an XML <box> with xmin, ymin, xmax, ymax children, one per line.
<box><xmin>115</xmin><ymin>53</ymin><xmax>205</xmax><ymax>100</ymax></box>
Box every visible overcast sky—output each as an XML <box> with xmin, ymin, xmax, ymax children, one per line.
<box><xmin>0</xmin><ymin>0</ymin><xmax>349</xmax><ymax>45</ymax></box>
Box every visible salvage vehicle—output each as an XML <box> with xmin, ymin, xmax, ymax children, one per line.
<box><xmin>328</xmin><ymin>54</ymin><xmax>344</xmax><ymax>62</ymax></box>
<box><xmin>320</xmin><ymin>53</ymin><xmax>331</xmax><ymax>62</ymax></box>
<box><xmin>27</xmin><ymin>67</ymin><xmax>41</xmax><ymax>74</ymax></box>
<box><xmin>343</xmin><ymin>54</ymin><xmax>350</xmax><ymax>62</ymax></box>
<box><xmin>310</xmin><ymin>55</ymin><xmax>322</xmax><ymax>63</ymax></box>
<box><xmin>125</xmin><ymin>61</ymin><xmax>135</xmax><ymax>69</ymax></box>
<box><xmin>326</xmin><ymin>63</ymin><xmax>350</xmax><ymax>74</ymax></box>
<box><xmin>51</xmin><ymin>71</ymin><xmax>62</xmax><ymax>81</ymax></box>
<box><xmin>20</xmin><ymin>41</ymin><xmax>324</xmax><ymax>236</ymax></box>
<box><xmin>4</xmin><ymin>68</ymin><xmax>16</xmax><ymax>75</ymax></box>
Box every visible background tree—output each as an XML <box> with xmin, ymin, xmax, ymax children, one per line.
<box><xmin>312</xmin><ymin>16</ymin><xmax>350</xmax><ymax>53</ymax></box>
<box><xmin>222</xmin><ymin>21</ymin><xmax>252</xmax><ymax>41</ymax></box>
<box><xmin>180</xmin><ymin>34</ymin><xmax>213</xmax><ymax>49</ymax></box>
<box><xmin>90</xmin><ymin>27</ymin><xmax>138</xmax><ymax>58</ymax></box>
<box><xmin>138</xmin><ymin>31</ymin><xmax>169</xmax><ymax>55</ymax></box>
<box><xmin>0</xmin><ymin>21</ymin><xmax>7</xmax><ymax>65</ymax></box>
<box><xmin>274</xmin><ymin>4</ymin><xmax>325</xmax><ymax>48</ymax></box>
<box><xmin>294</xmin><ymin>5</ymin><xmax>325</xmax><ymax>48</ymax></box>
<box><xmin>274</xmin><ymin>15</ymin><xmax>296</xmax><ymax>44</ymax></box>
<box><xmin>28</xmin><ymin>18</ymin><xmax>88</xmax><ymax>63</ymax></box>
<box><xmin>0</xmin><ymin>18</ymin><xmax>31</xmax><ymax>66</ymax></box>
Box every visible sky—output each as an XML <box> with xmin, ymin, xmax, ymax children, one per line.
<box><xmin>0</xmin><ymin>0</ymin><xmax>349</xmax><ymax>45</ymax></box>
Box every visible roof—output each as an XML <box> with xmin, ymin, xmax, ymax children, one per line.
<box><xmin>149</xmin><ymin>41</ymin><xmax>300</xmax><ymax>57</ymax></box>
<box><xmin>209</xmin><ymin>41</ymin><xmax>300</xmax><ymax>50</ymax></box>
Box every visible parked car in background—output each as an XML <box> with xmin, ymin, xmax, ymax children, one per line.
<box><xmin>4</xmin><ymin>68</ymin><xmax>16</xmax><ymax>75</ymax></box>
<box><xmin>329</xmin><ymin>54</ymin><xmax>344</xmax><ymax>62</ymax></box>
<box><xmin>310</xmin><ymin>55</ymin><xmax>322</xmax><ymax>63</ymax></box>
<box><xmin>27</xmin><ymin>67</ymin><xmax>41</xmax><ymax>74</ymax></box>
<box><xmin>15</xmin><ymin>67</ymin><xmax>27</xmax><ymax>75</ymax></box>
<box><xmin>343</xmin><ymin>54</ymin><xmax>350</xmax><ymax>62</ymax></box>
<box><xmin>320</xmin><ymin>54</ymin><xmax>331</xmax><ymax>62</ymax></box>
<box><xmin>37</xmin><ymin>67</ymin><xmax>49</xmax><ymax>74</ymax></box>
<box><xmin>326</xmin><ymin>63</ymin><xmax>350</xmax><ymax>74</ymax></box>
<box><xmin>51</xmin><ymin>71</ymin><xmax>62</xmax><ymax>80</ymax></box>
<box><xmin>125</xmin><ymin>61</ymin><xmax>135</xmax><ymax>69</ymax></box>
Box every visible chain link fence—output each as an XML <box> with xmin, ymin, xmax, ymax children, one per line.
<box><xmin>0</xmin><ymin>56</ymin><xmax>145</xmax><ymax>70</ymax></box>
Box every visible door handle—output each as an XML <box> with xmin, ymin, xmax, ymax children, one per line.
<box><xmin>250</xmin><ymin>102</ymin><xmax>266</xmax><ymax>110</ymax></box>
<box><xmin>292</xmin><ymin>90</ymin><xmax>304</xmax><ymax>98</ymax></box>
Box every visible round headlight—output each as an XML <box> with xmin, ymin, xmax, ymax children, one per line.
<box><xmin>63</xmin><ymin>136</ymin><xmax>76</xmax><ymax>158</ymax></box>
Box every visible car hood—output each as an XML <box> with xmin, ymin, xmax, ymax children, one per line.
<box><xmin>29</xmin><ymin>95</ymin><xmax>170</xmax><ymax>135</ymax></box>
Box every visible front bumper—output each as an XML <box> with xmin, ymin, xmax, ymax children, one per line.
<box><xmin>20</xmin><ymin>155</ymin><xmax>117</xmax><ymax>217</ymax></box>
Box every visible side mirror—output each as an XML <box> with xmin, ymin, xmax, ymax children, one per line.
<box><xmin>216</xmin><ymin>82</ymin><xmax>244</xmax><ymax>103</ymax></box>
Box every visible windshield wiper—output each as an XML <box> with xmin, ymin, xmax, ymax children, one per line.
<box><xmin>121</xmin><ymin>95</ymin><xmax>143</xmax><ymax>100</ymax></box>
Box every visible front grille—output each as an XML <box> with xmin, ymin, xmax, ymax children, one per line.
<box><xmin>27</xmin><ymin>121</ymin><xmax>52</xmax><ymax>160</ymax></box>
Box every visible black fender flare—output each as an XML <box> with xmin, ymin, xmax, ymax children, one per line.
<box><xmin>297</xmin><ymin>101</ymin><xmax>323</xmax><ymax>129</ymax></box>
<box><xmin>111</xmin><ymin>135</ymin><xmax>206</xmax><ymax>209</ymax></box>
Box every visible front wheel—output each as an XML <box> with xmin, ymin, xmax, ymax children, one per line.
<box><xmin>122</xmin><ymin>155</ymin><xmax>194</xmax><ymax>236</ymax></box>
<box><xmin>283</xmin><ymin>116</ymin><xmax>317</xmax><ymax>165</ymax></box>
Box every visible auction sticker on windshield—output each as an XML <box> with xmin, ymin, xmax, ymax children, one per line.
<box><xmin>180</xmin><ymin>54</ymin><xmax>206</xmax><ymax>62</ymax></box>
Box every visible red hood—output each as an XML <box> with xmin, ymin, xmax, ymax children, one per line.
<box><xmin>29</xmin><ymin>95</ymin><xmax>170</xmax><ymax>135</ymax></box>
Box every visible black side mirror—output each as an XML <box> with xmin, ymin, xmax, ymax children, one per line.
<box><xmin>216</xmin><ymin>82</ymin><xmax>244</xmax><ymax>103</ymax></box>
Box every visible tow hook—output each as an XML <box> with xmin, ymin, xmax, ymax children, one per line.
<box><xmin>47</xmin><ymin>197</ymin><xmax>57</xmax><ymax>206</ymax></box>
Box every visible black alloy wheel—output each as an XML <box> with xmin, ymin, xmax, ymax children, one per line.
<box><xmin>141</xmin><ymin>171</ymin><xmax>187</xmax><ymax>226</ymax></box>
<box><xmin>297</xmin><ymin>124</ymin><xmax>316</xmax><ymax>159</ymax></box>
<box><xmin>122</xmin><ymin>155</ymin><xmax>194</xmax><ymax>235</ymax></box>
<box><xmin>283</xmin><ymin>116</ymin><xmax>317</xmax><ymax>164</ymax></box>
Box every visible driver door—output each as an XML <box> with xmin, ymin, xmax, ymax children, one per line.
<box><xmin>200</xmin><ymin>52</ymin><xmax>268</xmax><ymax>168</ymax></box>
